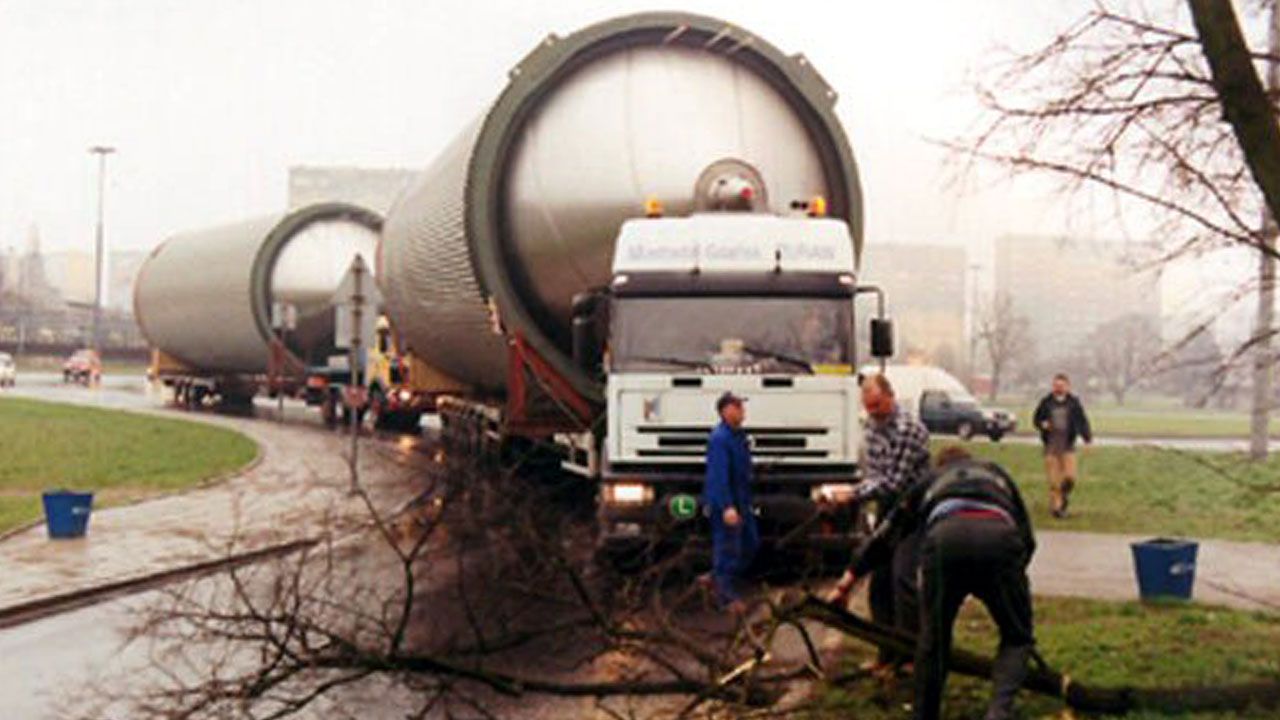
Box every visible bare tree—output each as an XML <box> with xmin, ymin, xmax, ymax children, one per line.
<box><xmin>951</xmin><ymin>0</ymin><xmax>1280</xmax><ymax>457</ymax></box>
<box><xmin>976</xmin><ymin>292</ymin><xmax>1032</xmax><ymax>401</ymax></box>
<box><xmin>1083</xmin><ymin>314</ymin><xmax>1163</xmax><ymax>404</ymax></box>
<box><xmin>73</xmin><ymin>442</ymin><xmax>833</xmax><ymax>720</ymax></box>
<box><xmin>1152</xmin><ymin>327</ymin><xmax>1227</xmax><ymax>405</ymax></box>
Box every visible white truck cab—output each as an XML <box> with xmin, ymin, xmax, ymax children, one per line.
<box><xmin>592</xmin><ymin>212</ymin><xmax>889</xmax><ymax>561</ymax></box>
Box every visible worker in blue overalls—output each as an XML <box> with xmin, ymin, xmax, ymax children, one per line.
<box><xmin>703</xmin><ymin>391</ymin><xmax>759</xmax><ymax>615</ymax></box>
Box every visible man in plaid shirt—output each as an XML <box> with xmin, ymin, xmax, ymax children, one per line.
<box><xmin>855</xmin><ymin>372</ymin><xmax>931</xmax><ymax>670</ymax></box>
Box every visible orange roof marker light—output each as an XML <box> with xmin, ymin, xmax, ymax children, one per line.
<box><xmin>644</xmin><ymin>196</ymin><xmax>664</xmax><ymax>218</ymax></box>
<box><xmin>808</xmin><ymin>195</ymin><xmax>828</xmax><ymax>218</ymax></box>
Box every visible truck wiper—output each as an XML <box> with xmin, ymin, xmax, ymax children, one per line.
<box><xmin>629</xmin><ymin>355</ymin><xmax>713</xmax><ymax>371</ymax></box>
<box><xmin>743</xmin><ymin>346</ymin><xmax>813</xmax><ymax>373</ymax></box>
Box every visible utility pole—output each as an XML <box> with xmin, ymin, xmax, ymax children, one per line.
<box><xmin>1250</xmin><ymin>5</ymin><xmax>1280</xmax><ymax>461</ymax></box>
<box><xmin>88</xmin><ymin>145</ymin><xmax>115</xmax><ymax>356</ymax></box>
<box><xmin>348</xmin><ymin>272</ymin><xmax>363</xmax><ymax>495</ymax></box>
<box><xmin>333</xmin><ymin>255</ymin><xmax>379</xmax><ymax>495</ymax></box>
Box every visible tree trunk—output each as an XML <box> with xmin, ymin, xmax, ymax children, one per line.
<box><xmin>1250</xmin><ymin>3</ymin><xmax>1280</xmax><ymax>461</ymax></box>
<box><xmin>1253</xmin><ymin>225</ymin><xmax>1276</xmax><ymax>460</ymax></box>
<box><xmin>1187</xmin><ymin>0</ymin><xmax>1280</xmax><ymax>230</ymax></box>
<box><xmin>1188</xmin><ymin>0</ymin><xmax>1280</xmax><ymax>460</ymax></box>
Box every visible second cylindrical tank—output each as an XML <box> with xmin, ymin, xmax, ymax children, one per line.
<box><xmin>135</xmin><ymin>203</ymin><xmax>382</xmax><ymax>375</ymax></box>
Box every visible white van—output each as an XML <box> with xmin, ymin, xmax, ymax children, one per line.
<box><xmin>0</xmin><ymin>352</ymin><xmax>15</xmax><ymax>387</ymax></box>
<box><xmin>862</xmin><ymin>364</ymin><xmax>1016</xmax><ymax>441</ymax></box>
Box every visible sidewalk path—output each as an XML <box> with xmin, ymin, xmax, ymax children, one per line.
<box><xmin>1031</xmin><ymin>529</ymin><xmax>1280</xmax><ymax>612</ymax></box>
<box><xmin>0</xmin><ymin>403</ymin><xmax>434</xmax><ymax>613</ymax></box>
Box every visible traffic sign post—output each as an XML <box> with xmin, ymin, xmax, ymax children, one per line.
<box><xmin>271</xmin><ymin>302</ymin><xmax>297</xmax><ymax>423</ymax></box>
<box><xmin>333</xmin><ymin>256</ymin><xmax>381</xmax><ymax>495</ymax></box>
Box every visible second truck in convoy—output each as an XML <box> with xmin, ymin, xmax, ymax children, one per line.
<box><xmin>136</xmin><ymin>202</ymin><xmax>383</xmax><ymax>411</ymax></box>
<box><xmin>379</xmin><ymin>12</ymin><xmax>893</xmax><ymax>560</ymax></box>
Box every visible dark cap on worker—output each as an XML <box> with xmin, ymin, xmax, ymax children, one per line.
<box><xmin>716</xmin><ymin>391</ymin><xmax>746</xmax><ymax>412</ymax></box>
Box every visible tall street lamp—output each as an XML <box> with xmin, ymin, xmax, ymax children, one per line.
<box><xmin>89</xmin><ymin>145</ymin><xmax>115</xmax><ymax>353</ymax></box>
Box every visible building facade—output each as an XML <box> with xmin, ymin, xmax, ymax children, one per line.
<box><xmin>860</xmin><ymin>243</ymin><xmax>967</xmax><ymax>372</ymax></box>
<box><xmin>287</xmin><ymin>166</ymin><xmax>418</xmax><ymax>216</ymax></box>
<box><xmin>994</xmin><ymin>234</ymin><xmax>1161</xmax><ymax>359</ymax></box>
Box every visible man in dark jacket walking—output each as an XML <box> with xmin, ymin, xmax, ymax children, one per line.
<box><xmin>1032</xmin><ymin>373</ymin><xmax>1093</xmax><ymax>518</ymax></box>
<box><xmin>829</xmin><ymin>446</ymin><xmax>1037</xmax><ymax>720</ymax></box>
<box><xmin>703</xmin><ymin>392</ymin><xmax>758</xmax><ymax>614</ymax></box>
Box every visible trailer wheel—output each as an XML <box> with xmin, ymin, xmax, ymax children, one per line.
<box><xmin>368</xmin><ymin>387</ymin><xmax>389</xmax><ymax>431</ymax></box>
<box><xmin>321</xmin><ymin>393</ymin><xmax>338</xmax><ymax>427</ymax></box>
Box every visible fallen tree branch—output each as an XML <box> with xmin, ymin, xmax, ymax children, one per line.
<box><xmin>786</xmin><ymin>594</ymin><xmax>1280</xmax><ymax>715</ymax></box>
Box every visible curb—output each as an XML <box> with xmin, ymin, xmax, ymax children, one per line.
<box><xmin>0</xmin><ymin>537</ymin><xmax>318</xmax><ymax>630</ymax></box>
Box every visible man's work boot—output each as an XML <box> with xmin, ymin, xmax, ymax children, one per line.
<box><xmin>985</xmin><ymin>644</ymin><xmax>1032</xmax><ymax>720</ymax></box>
<box><xmin>1060</xmin><ymin>476</ymin><xmax>1075</xmax><ymax>516</ymax></box>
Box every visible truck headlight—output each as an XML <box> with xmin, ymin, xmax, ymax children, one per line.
<box><xmin>811</xmin><ymin>483</ymin><xmax>856</xmax><ymax>504</ymax></box>
<box><xmin>398</xmin><ymin>389</ymin><xmax>412</xmax><ymax>403</ymax></box>
<box><xmin>603</xmin><ymin>482</ymin><xmax>654</xmax><ymax>505</ymax></box>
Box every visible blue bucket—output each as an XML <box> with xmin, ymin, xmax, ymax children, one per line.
<box><xmin>1130</xmin><ymin>537</ymin><xmax>1198</xmax><ymax>601</ymax></box>
<box><xmin>41</xmin><ymin>490</ymin><xmax>95</xmax><ymax>539</ymax></box>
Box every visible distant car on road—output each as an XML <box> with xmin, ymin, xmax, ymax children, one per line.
<box><xmin>0</xmin><ymin>352</ymin><xmax>15</xmax><ymax>387</ymax></box>
<box><xmin>63</xmin><ymin>349</ymin><xmax>101</xmax><ymax>385</ymax></box>
<box><xmin>865</xmin><ymin>364</ymin><xmax>1017</xmax><ymax>442</ymax></box>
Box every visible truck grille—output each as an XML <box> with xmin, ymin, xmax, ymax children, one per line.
<box><xmin>635</xmin><ymin>426</ymin><xmax>831</xmax><ymax>459</ymax></box>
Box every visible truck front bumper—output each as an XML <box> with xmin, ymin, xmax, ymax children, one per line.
<box><xmin>598</xmin><ymin>489</ymin><xmax>861</xmax><ymax>559</ymax></box>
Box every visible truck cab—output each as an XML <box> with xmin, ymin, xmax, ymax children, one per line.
<box><xmin>590</xmin><ymin>210</ymin><xmax>885</xmax><ymax>562</ymax></box>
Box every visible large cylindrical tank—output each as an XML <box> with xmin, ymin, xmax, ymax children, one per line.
<box><xmin>380</xmin><ymin>12</ymin><xmax>862</xmax><ymax>401</ymax></box>
<box><xmin>135</xmin><ymin>203</ymin><xmax>382</xmax><ymax>374</ymax></box>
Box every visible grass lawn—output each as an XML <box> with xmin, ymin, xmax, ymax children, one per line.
<box><xmin>811</xmin><ymin>596</ymin><xmax>1280</xmax><ymax>719</ymax></box>
<box><xmin>941</xmin><ymin>441</ymin><xmax>1280</xmax><ymax>544</ymax></box>
<box><xmin>0</xmin><ymin>396</ymin><xmax>257</xmax><ymax>534</ymax></box>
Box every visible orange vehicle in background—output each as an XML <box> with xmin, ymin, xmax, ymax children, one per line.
<box><xmin>62</xmin><ymin>348</ymin><xmax>101</xmax><ymax>386</ymax></box>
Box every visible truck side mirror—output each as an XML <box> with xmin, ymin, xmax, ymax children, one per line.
<box><xmin>870</xmin><ymin>318</ymin><xmax>894</xmax><ymax>359</ymax></box>
<box><xmin>572</xmin><ymin>290</ymin><xmax>607</xmax><ymax>374</ymax></box>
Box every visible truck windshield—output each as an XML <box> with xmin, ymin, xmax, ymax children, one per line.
<box><xmin>612</xmin><ymin>297</ymin><xmax>852</xmax><ymax>374</ymax></box>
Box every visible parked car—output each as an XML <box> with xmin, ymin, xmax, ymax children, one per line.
<box><xmin>63</xmin><ymin>349</ymin><xmax>101</xmax><ymax>385</ymax></box>
<box><xmin>865</xmin><ymin>364</ymin><xmax>1017</xmax><ymax>441</ymax></box>
<box><xmin>0</xmin><ymin>352</ymin><xmax>15</xmax><ymax>387</ymax></box>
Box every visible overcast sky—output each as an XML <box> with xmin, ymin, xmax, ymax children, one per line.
<box><xmin>0</xmin><ymin>0</ymin><xmax>1090</xmax><ymax>258</ymax></box>
<box><xmin>4</xmin><ymin>0</ymin><xmax>1266</xmax><ymax>340</ymax></box>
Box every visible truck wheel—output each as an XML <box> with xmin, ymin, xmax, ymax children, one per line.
<box><xmin>398</xmin><ymin>412</ymin><xmax>422</xmax><ymax>434</ymax></box>
<box><xmin>595</xmin><ymin>540</ymin><xmax>649</xmax><ymax>575</ymax></box>
<box><xmin>957</xmin><ymin>421</ymin><xmax>974</xmax><ymax>440</ymax></box>
<box><xmin>988</xmin><ymin>430</ymin><xmax>1005</xmax><ymax>443</ymax></box>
